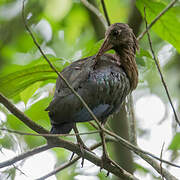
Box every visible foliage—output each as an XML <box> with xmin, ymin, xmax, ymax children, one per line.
<box><xmin>0</xmin><ymin>0</ymin><xmax>180</xmax><ymax>179</ymax></box>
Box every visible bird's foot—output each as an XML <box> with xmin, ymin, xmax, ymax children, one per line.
<box><xmin>69</xmin><ymin>141</ymin><xmax>92</xmax><ymax>168</ymax></box>
<box><xmin>77</xmin><ymin>141</ymin><xmax>92</xmax><ymax>167</ymax></box>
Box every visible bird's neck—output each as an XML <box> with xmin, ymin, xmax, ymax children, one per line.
<box><xmin>115</xmin><ymin>45</ymin><xmax>138</xmax><ymax>90</ymax></box>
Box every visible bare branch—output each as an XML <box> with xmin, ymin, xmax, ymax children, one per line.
<box><xmin>0</xmin><ymin>145</ymin><xmax>52</xmax><ymax>169</ymax></box>
<box><xmin>100</xmin><ymin>0</ymin><xmax>111</xmax><ymax>26</ymax></box>
<box><xmin>0</xmin><ymin>93</ymin><xmax>48</xmax><ymax>134</ymax></box>
<box><xmin>104</xmin><ymin>128</ymin><xmax>180</xmax><ymax>169</ymax></box>
<box><xmin>36</xmin><ymin>141</ymin><xmax>108</xmax><ymax>180</ymax></box>
<box><xmin>0</xmin><ymin>128</ymin><xmax>100</xmax><ymax>137</ymax></box>
<box><xmin>143</xmin><ymin>7</ymin><xmax>180</xmax><ymax>127</ymax></box>
<box><xmin>81</xmin><ymin>0</ymin><xmax>108</xmax><ymax>30</ymax></box>
<box><xmin>138</xmin><ymin>0</ymin><xmax>178</xmax><ymax>41</ymax></box>
<box><xmin>160</xmin><ymin>142</ymin><xmax>165</xmax><ymax>180</ymax></box>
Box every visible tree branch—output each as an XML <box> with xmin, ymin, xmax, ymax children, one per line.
<box><xmin>104</xmin><ymin>128</ymin><xmax>180</xmax><ymax>169</ymax></box>
<box><xmin>100</xmin><ymin>0</ymin><xmax>111</xmax><ymax>26</ymax></box>
<box><xmin>138</xmin><ymin>0</ymin><xmax>178</xmax><ymax>41</ymax></box>
<box><xmin>36</xmin><ymin>140</ymin><xmax>110</xmax><ymax>180</ymax></box>
<box><xmin>81</xmin><ymin>0</ymin><xmax>108</xmax><ymax>30</ymax></box>
<box><xmin>0</xmin><ymin>145</ymin><xmax>52</xmax><ymax>169</ymax></box>
<box><xmin>0</xmin><ymin>128</ymin><xmax>100</xmax><ymax>137</ymax></box>
<box><xmin>144</xmin><ymin>7</ymin><xmax>180</xmax><ymax>127</ymax></box>
<box><xmin>0</xmin><ymin>93</ymin><xmax>48</xmax><ymax>135</ymax></box>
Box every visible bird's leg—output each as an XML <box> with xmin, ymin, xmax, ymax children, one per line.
<box><xmin>100</xmin><ymin>123</ymin><xmax>122</xmax><ymax>176</ymax></box>
<box><xmin>72</xmin><ymin>124</ymin><xmax>91</xmax><ymax>167</ymax></box>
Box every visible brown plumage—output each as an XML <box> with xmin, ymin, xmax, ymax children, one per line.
<box><xmin>46</xmin><ymin>23</ymin><xmax>138</xmax><ymax>134</ymax></box>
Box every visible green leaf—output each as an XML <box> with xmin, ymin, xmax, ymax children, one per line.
<box><xmin>20</xmin><ymin>82</ymin><xmax>42</xmax><ymax>104</ymax></box>
<box><xmin>0</xmin><ymin>57</ymin><xmax>69</xmax><ymax>99</ymax></box>
<box><xmin>136</xmin><ymin>48</ymin><xmax>154</xmax><ymax>68</ymax></box>
<box><xmin>0</xmin><ymin>135</ymin><xmax>14</xmax><ymax>149</ymax></box>
<box><xmin>136</xmin><ymin>0</ymin><xmax>180</xmax><ymax>53</ymax></box>
<box><xmin>169</xmin><ymin>133</ymin><xmax>180</xmax><ymax>150</ymax></box>
<box><xmin>7</xmin><ymin>97</ymin><xmax>51</xmax><ymax>148</ymax></box>
<box><xmin>82</xmin><ymin>39</ymin><xmax>104</xmax><ymax>58</ymax></box>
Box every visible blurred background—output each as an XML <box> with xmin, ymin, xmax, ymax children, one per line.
<box><xmin>0</xmin><ymin>0</ymin><xmax>180</xmax><ymax>179</ymax></box>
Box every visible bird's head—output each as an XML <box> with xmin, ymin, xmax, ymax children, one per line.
<box><xmin>97</xmin><ymin>23</ymin><xmax>138</xmax><ymax>56</ymax></box>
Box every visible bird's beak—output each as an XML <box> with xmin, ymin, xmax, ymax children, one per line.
<box><xmin>96</xmin><ymin>35</ymin><xmax>113</xmax><ymax>57</ymax></box>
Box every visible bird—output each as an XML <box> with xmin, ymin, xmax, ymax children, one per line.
<box><xmin>45</xmin><ymin>23</ymin><xmax>138</xmax><ymax>135</ymax></box>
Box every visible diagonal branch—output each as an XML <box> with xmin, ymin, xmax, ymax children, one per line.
<box><xmin>100</xmin><ymin>0</ymin><xmax>111</xmax><ymax>26</ymax></box>
<box><xmin>36</xmin><ymin>140</ymin><xmax>110</xmax><ymax>180</ymax></box>
<box><xmin>0</xmin><ymin>145</ymin><xmax>52</xmax><ymax>169</ymax></box>
<box><xmin>0</xmin><ymin>128</ymin><xmax>100</xmax><ymax>137</ymax></box>
<box><xmin>81</xmin><ymin>0</ymin><xmax>108</xmax><ymax>30</ymax></box>
<box><xmin>104</xmin><ymin>130</ymin><xmax>178</xmax><ymax>180</ymax></box>
<box><xmin>104</xmin><ymin>128</ymin><xmax>180</xmax><ymax>169</ymax></box>
<box><xmin>0</xmin><ymin>93</ymin><xmax>48</xmax><ymax>135</ymax></box>
<box><xmin>144</xmin><ymin>7</ymin><xmax>180</xmax><ymax>127</ymax></box>
<box><xmin>138</xmin><ymin>0</ymin><xmax>178</xmax><ymax>41</ymax></box>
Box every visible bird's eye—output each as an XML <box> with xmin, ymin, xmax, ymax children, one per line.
<box><xmin>112</xmin><ymin>30</ymin><xmax>119</xmax><ymax>36</ymax></box>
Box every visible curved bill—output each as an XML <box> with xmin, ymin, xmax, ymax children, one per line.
<box><xmin>96</xmin><ymin>35</ymin><xmax>113</xmax><ymax>58</ymax></box>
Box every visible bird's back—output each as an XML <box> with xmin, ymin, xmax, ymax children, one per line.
<box><xmin>46</xmin><ymin>54</ymin><xmax>130</xmax><ymax>134</ymax></box>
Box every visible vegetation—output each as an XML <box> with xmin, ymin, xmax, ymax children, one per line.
<box><xmin>0</xmin><ymin>0</ymin><xmax>180</xmax><ymax>179</ymax></box>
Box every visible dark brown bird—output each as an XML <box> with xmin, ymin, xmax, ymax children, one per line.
<box><xmin>45</xmin><ymin>23</ymin><xmax>138</xmax><ymax>134</ymax></box>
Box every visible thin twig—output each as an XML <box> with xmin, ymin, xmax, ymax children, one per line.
<box><xmin>144</xmin><ymin>7</ymin><xmax>180</xmax><ymax>127</ymax></box>
<box><xmin>160</xmin><ymin>142</ymin><xmax>165</xmax><ymax>180</ymax></box>
<box><xmin>22</xmin><ymin>0</ymin><xmax>103</xmax><ymax>132</ymax></box>
<box><xmin>0</xmin><ymin>145</ymin><xmax>52</xmax><ymax>168</ymax></box>
<box><xmin>0</xmin><ymin>128</ymin><xmax>100</xmax><ymax>137</ymax></box>
<box><xmin>104</xmin><ymin>128</ymin><xmax>180</xmax><ymax>169</ymax></box>
<box><xmin>81</xmin><ymin>0</ymin><xmax>108</xmax><ymax>30</ymax></box>
<box><xmin>138</xmin><ymin>0</ymin><xmax>178</xmax><ymax>41</ymax></box>
<box><xmin>100</xmin><ymin>0</ymin><xmax>111</xmax><ymax>26</ymax></box>
<box><xmin>89</xmin><ymin>119</ymin><xmax>180</xmax><ymax>169</ymax></box>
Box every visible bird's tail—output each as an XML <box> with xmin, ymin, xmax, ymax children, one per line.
<box><xmin>50</xmin><ymin>123</ymin><xmax>74</xmax><ymax>134</ymax></box>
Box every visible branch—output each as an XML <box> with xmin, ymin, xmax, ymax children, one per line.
<box><xmin>36</xmin><ymin>140</ymin><xmax>109</xmax><ymax>180</ymax></box>
<box><xmin>0</xmin><ymin>128</ymin><xmax>100</xmax><ymax>137</ymax></box>
<box><xmin>135</xmin><ymin>150</ymin><xmax>178</xmax><ymax>180</ymax></box>
<box><xmin>81</xmin><ymin>0</ymin><xmax>108</xmax><ymax>30</ymax></box>
<box><xmin>100</xmin><ymin>0</ymin><xmax>111</xmax><ymax>26</ymax></box>
<box><xmin>0</xmin><ymin>93</ymin><xmax>48</xmax><ymax>135</ymax></box>
<box><xmin>160</xmin><ymin>142</ymin><xmax>165</xmax><ymax>180</ymax></box>
<box><xmin>104</xmin><ymin>128</ymin><xmax>180</xmax><ymax>169</ymax></box>
<box><xmin>0</xmin><ymin>145</ymin><xmax>52</xmax><ymax>168</ymax></box>
<box><xmin>138</xmin><ymin>0</ymin><xmax>178</xmax><ymax>41</ymax></box>
<box><xmin>144</xmin><ymin>7</ymin><xmax>180</xmax><ymax>127</ymax></box>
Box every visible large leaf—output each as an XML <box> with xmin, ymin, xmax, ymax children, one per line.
<box><xmin>136</xmin><ymin>0</ymin><xmax>180</xmax><ymax>53</ymax></box>
<box><xmin>0</xmin><ymin>57</ymin><xmax>69</xmax><ymax>98</ymax></box>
